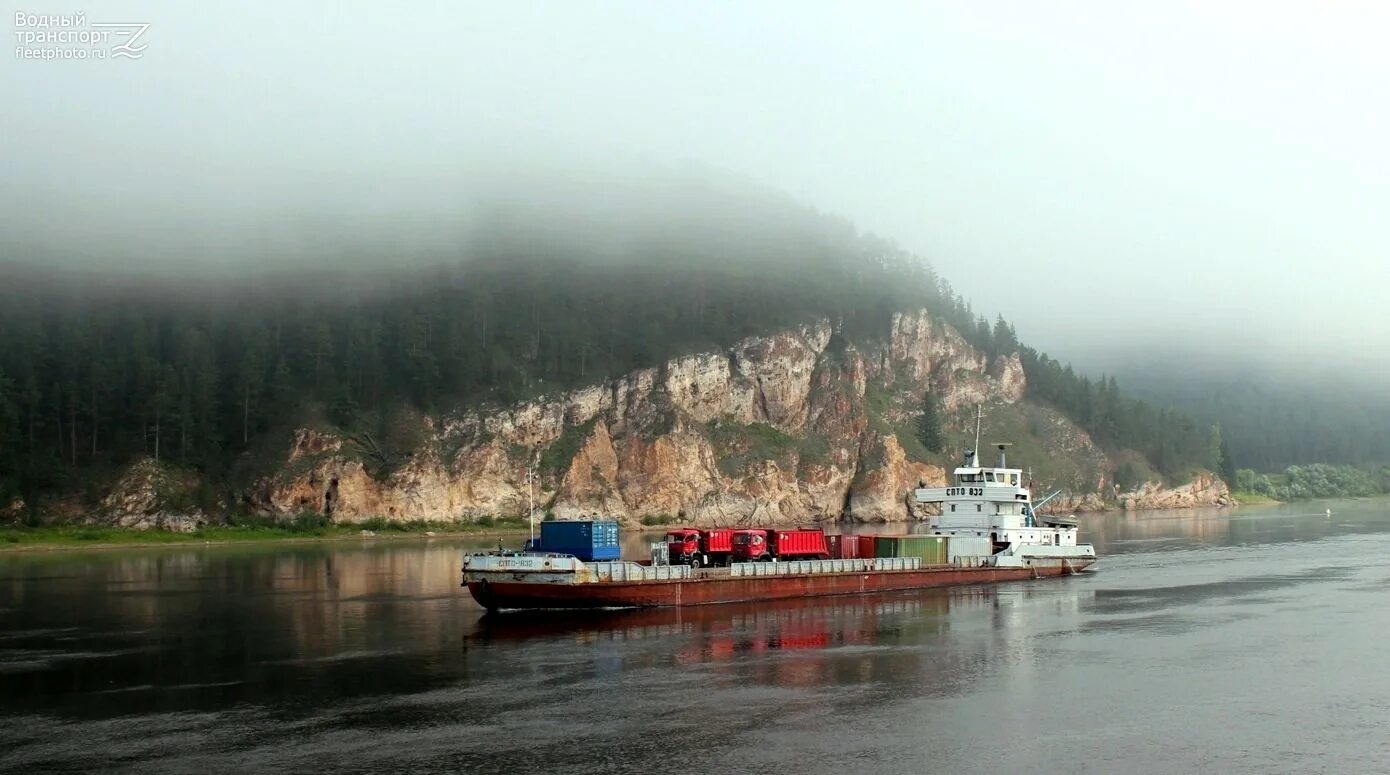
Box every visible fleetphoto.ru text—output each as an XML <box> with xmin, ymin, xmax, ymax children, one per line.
<box><xmin>14</xmin><ymin>10</ymin><xmax>149</xmax><ymax>59</ymax></box>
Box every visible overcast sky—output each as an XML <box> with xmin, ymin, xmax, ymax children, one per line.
<box><xmin>3</xmin><ymin>2</ymin><xmax>1387</xmax><ymax>380</ymax></box>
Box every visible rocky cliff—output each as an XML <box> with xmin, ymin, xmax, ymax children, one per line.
<box><xmin>224</xmin><ymin>308</ymin><xmax>1226</xmax><ymax>528</ymax></box>
<box><xmin>1119</xmin><ymin>472</ymin><xmax>1233</xmax><ymax>510</ymax></box>
<box><xmin>96</xmin><ymin>458</ymin><xmax>208</xmax><ymax>532</ymax></box>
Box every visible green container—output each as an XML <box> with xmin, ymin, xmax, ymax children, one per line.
<box><xmin>898</xmin><ymin>535</ymin><xmax>947</xmax><ymax>565</ymax></box>
<box><xmin>874</xmin><ymin>536</ymin><xmax>903</xmax><ymax>558</ymax></box>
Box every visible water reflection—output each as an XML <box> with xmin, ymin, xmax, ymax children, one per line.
<box><xmin>0</xmin><ymin>542</ymin><xmax>475</xmax><ymax>720</ymax></box>
<box><xmin>2</xmin><ymin>500</ymin><xmax>1389</xmax><ymax>773</ymax></box>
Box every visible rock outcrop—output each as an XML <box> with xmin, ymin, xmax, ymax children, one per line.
<box><xmin>1120</xmin><ymin>473</ymin><xmax>1232</xmax><ymax>511</ymax></box>
<box><xmin>254</xmin><ymin>310</ymin><xmax>1026</xmax><ymax>526</ymax></box>
<box><xmin>847</xmin><ymin>433</ymin><xmax>945</xmax><ymax>522</ymax></box>
<box><xmin>1039</xmin><ymin>472</ymin><xmax>1232</xmax><ymax>514</ymax></box>
<box><xmin>98</xmin><ymin>458</ymin><xmax>207</xmax><ymax>532</ymax></box>
<box><xmin>81</xmin><ymin>308</ymin><xmax>1227</xmax><ymax>530</ymax></box>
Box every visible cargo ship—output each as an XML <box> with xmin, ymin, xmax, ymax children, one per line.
<box><xmin>461</xmin><ymin>437</ymin><xmax>1097</xmax><ymax>612</ymax></box>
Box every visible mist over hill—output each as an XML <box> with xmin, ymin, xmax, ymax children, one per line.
<box><xmin>1076</xmin><ymin>351</ymin><xmax>1390</xmax><ymax>472</ymax></box>
<box><xmin>0</xmin><ymin>175</ymin><xmax>1225</xmax><ymax>518</ymax></box>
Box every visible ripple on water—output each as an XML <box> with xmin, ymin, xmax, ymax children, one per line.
<box><xmin>3</xmin><ymin>500</ymin><xmax>1390</xmax><ymax>774</ymax></box>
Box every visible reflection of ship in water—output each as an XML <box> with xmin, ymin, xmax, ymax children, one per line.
<box><xmin>464</xmin><ymin>583</ymin><xmax>1093</xmax><ymax>696</ymax></box>
<box><xmin>467</xmin><ymin>592</ymin><xmax>949</xmax><ymax>647</ymax></box>
<box><xmin>466</xmin><ymin>582</ymin><xmax>1090</xmax><ymax>645</ymax></box>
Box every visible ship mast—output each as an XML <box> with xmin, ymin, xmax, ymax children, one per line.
<box><xmin>972</xmin><ymin>405</ymin><xmax>983</xmax><ymax>466</ymax></box>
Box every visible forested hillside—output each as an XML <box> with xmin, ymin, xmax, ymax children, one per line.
<box><xmin>1103</xmin><ymin>362</ymin><xmax>1390</xmax><ymax>472</ymax></box>
<box><xmin>0</xmin><ymin>185</ymin><xmax>1217</xmax><ymax>516</ymax></box>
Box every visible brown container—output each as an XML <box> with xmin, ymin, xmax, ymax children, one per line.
<box><xmin>835</xmin><ymin>535</ymin><xmax>860</xmax><ymax>559</ymax></box>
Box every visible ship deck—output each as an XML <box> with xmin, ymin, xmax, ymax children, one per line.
<box><xmin>466</xmin><ymin>558</ymin><xmax>1094</xmax><ymax>611</ymax></box>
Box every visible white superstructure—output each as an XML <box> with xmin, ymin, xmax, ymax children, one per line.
<box><xmin>913</xmin><ymin>438</ymin><xmax>1096</xmax><ymax>572</ymax></box>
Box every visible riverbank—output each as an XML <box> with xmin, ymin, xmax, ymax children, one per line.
<box><xmin>0</xmin><ymin>502</ymin><xmax>1243</xmax><ymax>553</ymax></box>
<box><xmin>1231</xmin><ymin>491</ymin><xmax>1281</xmax><ymax>505</ymax></box>
<box><xmin>11</xmin><ymin>494</ymin><xmax>1384</xmax><ymax>554</ymax></box>
<box><xmin>0</xmin><ymin>519</ymin><xmax>534</xmax><ymax>553</ymax></box>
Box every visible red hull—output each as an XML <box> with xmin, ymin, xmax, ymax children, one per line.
<box><xmin>466</xmin><ymin>562</ymin><xmax>1092</xmax><ymax>611</ymax></box>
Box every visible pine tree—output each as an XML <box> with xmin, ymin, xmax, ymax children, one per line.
<box><xmin>1218</xmin><ymin>434</ymin><xmax>1237</xmax><ymax>486</ymax></box>
<box><xmin>236</xmin><ymin>346</ymin><xmax>265</xmax><ymax>445</ymax></box>
<box><xmin>992</xmin><ymin>315</ymin><xmax>1018</xmax><ymax>354</ymax></box>
<box><xmin>0</xmin><ymin>367</ymin><xmax>15</xmax><ymax>468</ymax></box>
<box><xmin>150</xmin><ymin>364</ymin><xmax>178</xmax><ymax>464</ymax></box>
<box><xmin>973</xmin><ymin>315</ymin><xmax>994</xmax><ymax>357</ymax></box>
<box><xmin>916</xmin><ymin>390</ymin><xmax>945</xmax><ymax>453</ymax></box>
<box><xmin>1207</xmin><ymin>424</ymin><xmax>1225</xmax><ymax>474</ymax></box>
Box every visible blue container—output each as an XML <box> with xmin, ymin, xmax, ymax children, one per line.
<box><xmin>538</xmin><ymin>520</ymin><xmax>621</xmax><ymax>561</ymax></box>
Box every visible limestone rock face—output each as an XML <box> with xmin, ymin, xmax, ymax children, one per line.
<box><xmin>550</xmin><ymin>421</ymin><xmax>625</xmax><ymax>519</ymax></box>
<box><xmin>886</xmin><ymin>310</ymin><xmax>983</xmax><ymax>386</ymax></box>
<box><xmin>1039</xmin><ymin>472</ymin><xmax>1232</xmax><ymax>514</ymax></box>
<box><xmin>848</xmin><ymin>433</ymin><xmax>945</xmax><ymax>522</ymax></box>
<box><xmin>1040</xmin><ymin>492</ymin><xmax>1109</xmax><ymax>514</ymax></box>
<box><xmin>226</xmin><ymin>308</ymin><xmax>1201</xmax><ymax>528</ymax></box>
<box><xmin>731</xmin><ymin>322</ymin><xmax>833</xmax><ymax>431</ymax></box>
<box><xmin>990</xmin><ymin>353</ymin><xmax>1027</xmax><ymax>404</ymax></box>
<box><xmin>1121</xmin><ymin>473</ymin><xmax>1232</xmax><ymax>510</ymax></box>
<box><xmin>72</xmin><ymin>307</ymin><xmax>1230</xmax><ymax>529</ymax></box>
<box><xmin>288</xmin><ymin>428</ymin><xmax>342</xmax><ymax>461</ymax></box>
<box><xmin>98</xmin><ymin>458</ymin><xmax>207</xmax><ymax>532</ymax></box>
<box><xmin>0</xmin><ymin>496</ymin><xmax>24</xmax><ymax>522</ymax></box>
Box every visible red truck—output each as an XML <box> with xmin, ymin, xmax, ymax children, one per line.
<box><xmin>731</xmin><ymin>528</ymin><xmax>830</xmax><ymax>562</ymax></box>
<box><xmin>665</xmin><ymin>528</ymin><xmax>734</xmax><ymax>568</ymax></box>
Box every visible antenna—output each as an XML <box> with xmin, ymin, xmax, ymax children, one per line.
<box><xmin>972</xmin><ymin>405</ymin><xmax>983</xmax><ymax>465</ymax></box>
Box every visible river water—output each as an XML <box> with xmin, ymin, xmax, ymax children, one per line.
<box><xmin>3</xmin><ymin>499</ymin><xmax>1389</xmax><ymax>773</ymax></box>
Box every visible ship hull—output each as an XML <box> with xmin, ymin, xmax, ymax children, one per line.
<box><xmin>465</xmin><ymin>560</ymin><xmax>1095</xmax><ymax>611</ymax></box>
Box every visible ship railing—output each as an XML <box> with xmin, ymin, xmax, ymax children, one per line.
<box><xmin>949</xmin><ymin>556</ymin><xmax>994</xmax><ymax>568</ymax></box>
<box><xmin>462</xmin><ymin>553</ymin><xmax>585</xmax><ymax>573</ymax></box>
<box><xmin>730</xmin><ymin>557</ymin><xmax>922</xmax><ymax>577</ymax></box>
<box><xmin>582</xmin><ymin>562</ymin><xmax>694</xmax><ymax>583</ymax></box>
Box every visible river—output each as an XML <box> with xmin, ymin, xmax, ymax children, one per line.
<box><xmin>3</xmin><ymin>499</ymin><xmax>1388</xmax><ymax>773</ymax></box>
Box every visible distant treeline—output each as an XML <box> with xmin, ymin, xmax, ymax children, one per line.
<box><xmin>1235</xmin><ymin>464</ymin><xmax>1389</xmax><ymax>501</ymax></box>
<box><xmin>0</xmin><ymin>191</ymin><xmax>1215</xmax><ymax>511</ymax></box>
<box><xmin>1118</xmin><ymin>370</ymin><xmax>1390</xmax><ymax>472</ymax></box>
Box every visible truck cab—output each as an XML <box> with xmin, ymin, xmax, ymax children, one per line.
<box><xmin>666</xmin><ymin>527</ymin><xmax>734</xmax><ymax>567</ymax></box>
<box><xmin>732</xmin><ymin>528</ymin><xmax>830</xmax><ymax>562</ymax></box>
<box><xmin>666</xmin><ymin>529</ymin><xmax>703</xmax><ymax>566</ymax></box>
<box><xmin>731</xmin><ymin>529</ymin><xmax>771</xmax><ymax>562</ymax></box>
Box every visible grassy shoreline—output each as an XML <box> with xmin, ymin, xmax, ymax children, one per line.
<box><xmin>0</xmin><ymin>519</ymin><xmax>534</xmax><ymax>553</ymax></box>
<box><xmin>9</xmin><ymin>494</ymin><xmax>1384</xmax><ymax>553</ymax></box>
<box><xmin>1231</xmin><ymin>491</ymin><xmax>1281</xmax><ymax>505</ymax></box>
